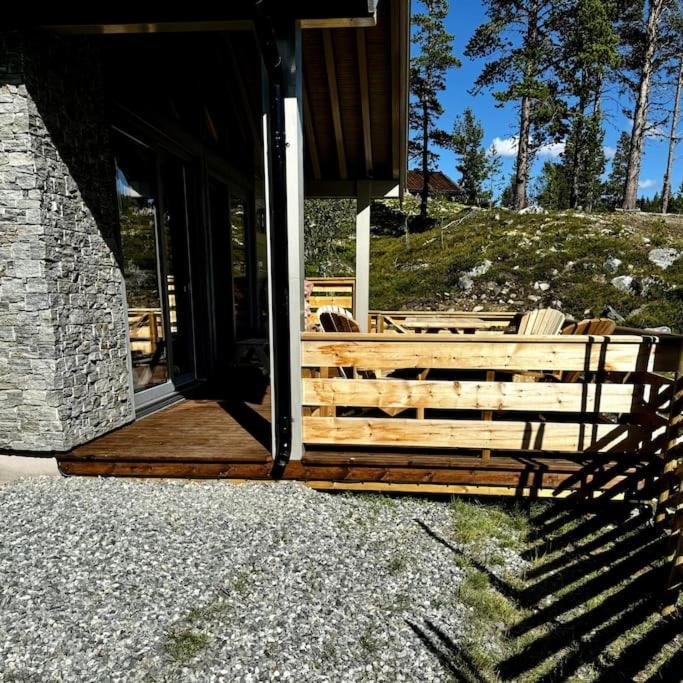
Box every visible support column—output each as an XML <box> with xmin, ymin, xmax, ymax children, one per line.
<box><xmin>280</xmin><ymin>25</ymin><xmax>305</xmax><ymax>460</ymax></box>
<box><xmin>355</xmin><ymin>180</ymin><xmax>371</xmax><ymax>332</ymax></box>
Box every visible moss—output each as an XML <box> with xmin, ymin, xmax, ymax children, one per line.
<box><xmin>165</xmin><ymin>628</ymin><xmax>210</xmax><ymax>663</ymax></box>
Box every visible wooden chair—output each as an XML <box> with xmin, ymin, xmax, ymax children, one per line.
<box><xmin>510</xmin><ymin>309</ymin><xmax>565</xmax><ymax>383</ymax></box>
<box><xmin>560</xmin><ymin>318</ymin><xmax>617</xmax><ymax>383</ymax></box>
<box><xmin>517</xmin><ymin>308</ymin><xmax>566</xmax><ymax>335</ymax></box>
<box><xmin>317</xmin><ymin>305</ymin><xmax>427</xmax><ymax>417</ymax></box>
<box><xmin>318</xmin><ymin>305</ymin><xmax>360</xmax><ymax>334</ymax></box>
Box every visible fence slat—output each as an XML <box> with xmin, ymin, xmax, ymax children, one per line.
<box><xmin>302</xmin><ymin>337</ymin><xmax>660</xmax><ymax>372</ymax></box>
<box><xmin>302</xmin><ymin>377</ymin><xmax>660</xmax><ymax>413</ymax></box>
<box><xmin>303</xmin><ymin>416</ymin><xmax>664</xmax><ymax>453</ymax></box>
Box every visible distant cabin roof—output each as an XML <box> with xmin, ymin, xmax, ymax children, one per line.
<box><xmin>407</xmin><ymin>170</ymin><xmax>460</xmax><ymax>194</ymax></box>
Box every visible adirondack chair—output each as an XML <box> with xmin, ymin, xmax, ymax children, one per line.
<box><xmin>517</xmin><ymin>308</ymin><xmax>566</xmax><ymax>335</ymax></box>
<box><xmin>560</xmin><ymin>318</ymin><xmax>617</xmax><ymax>383</ymax></box>
<box><xmin>317</xmin><ymin>305</ymin><xmax>427</xmax><ymax>417</ymax></box>
<box><xmin>510</xmin><ymin>309</ymin><xmax>566</xmax><ymax>382</ymax></box>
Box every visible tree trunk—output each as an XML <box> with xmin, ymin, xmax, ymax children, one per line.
<box><xmin>623</xmin><ymin>0</ymin><xmax>669</xmax><ymax>210</ymax></box>
<box><xmin>570</xmin><ymin>94</ymin><xmax>587</xmax><ymax>210</ymax></box>
<box><xmin>514</xmin><ymin>95</ymin><xmax>532</xmax><ymax>210</ymax></box>
<box><xmin>662</xmin><ymin>56</ymin><xmax>683</xmax><ymax>214</ymax></box>
<box><xmin>420</xmin><ymin>101</ymin><xmax>430</xmax><ymax>222</ymax></box>
<box><xmin>513</xmin><ymin>1</ymin><xmax>539</xmax><ymax>211</ymax></box>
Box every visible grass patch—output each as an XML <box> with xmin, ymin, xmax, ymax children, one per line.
<box><xmin>165</xmin><ymin>628</ymin><xmax>210</xmax><ymax>663</ymax></box>
<box><xmin>439</xmin><ymin>500</ymin><xmax>681</xmax><ymax>682</ymax></box>
<box><xmin>450</xmin><ymin>498</ymin><xmax>528</xmax><ymax>555</ymax></box>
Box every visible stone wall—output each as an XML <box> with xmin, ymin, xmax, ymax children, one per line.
<box><xmin>0</xmin><ymin>31</ymin><xmax>134</xmax><ymax>452</ymax></box>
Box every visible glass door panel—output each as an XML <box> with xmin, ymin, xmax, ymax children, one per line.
<box><xmin>230</xmin><ymin>194</ymin><xmax>251</xmax><ymax>340</ymax></box>
<box><xmin>160</xmin><ymin>158</ymin><xmax>196</xmax><ymax>383</ymax></box>
<box><xmin>115</xmin><ymin>133</ymin><xmax>168</xmax><ymax>393</ymax></box>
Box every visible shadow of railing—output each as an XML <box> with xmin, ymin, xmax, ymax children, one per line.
<box><xmin>412</xmin><ymin>503</ymin><xmax>682</xmax><ymax>682</ymax></box>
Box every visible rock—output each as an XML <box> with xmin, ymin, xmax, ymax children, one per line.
<box><xmin>457</xmin><ymin>276</ymin><xmax>474</xmax><ymax>291</ymax></box>
<box><xmin>648</xmin><ymin>248</ymin><xmax>680</xmax><ymax>269</ymax></box>
<box><xmin>528</xmin><ymin>295</ymin><xmax>540</xmax><ymax>302</ymax></box>
<box><xmin>457</xmin><ymin>260</ymin><xmax>492</xmax><ymax>291</ymax></box>
<box><xmin>534</xmin><ymin>281</ymin><xmax>551</xmax><ymax>292</ymax></box>
<box><xmin>602</xmin><ymin>305</ymin><xmax>626</xmax><ymax>323</ymax></box>
<box><xmin>604</xmin><ymin>256</ymin><xmax>622</xmax><ymax>273</ymax></box>
<box><xmin>611</xmin><ymin>275</ymin><xmax>636</xmax><ymax>294</ymax></box>
<box><xmin>518</xmin><ymin>205</ymin><xmax>546</xmax><ymax>214</ymax></box>
<box><xmin>472</xmin><ymin>305</ymin><xmax>484</xmax><ymax>312</ymax></box>
<box><xmin>648</xmin><ymin>325</ymin><xmax>672</xmax><ymax>333</ymax></box>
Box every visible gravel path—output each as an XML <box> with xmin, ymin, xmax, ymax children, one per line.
<box><xmin>0</xmin><ymin>478</ymin><xmax>509</xmax><ymax>682</ymax></box>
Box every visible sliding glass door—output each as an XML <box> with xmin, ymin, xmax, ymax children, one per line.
<box><xmin>114</xmin><ymin>130</ymin><xmax>197</xmax><ymax>406</ymax></box>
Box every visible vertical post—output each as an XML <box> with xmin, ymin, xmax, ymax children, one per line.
<box><xmin>280</xmin><ymin>24</ymin><xmax>305</xmax><ymax>460</ymax></box>
<box><xmin>355</xmin><ymin>180</ymin><xmax>371</xmax><ymax>332</ymax></box>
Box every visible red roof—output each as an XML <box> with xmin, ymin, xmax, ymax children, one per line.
<box><xmin>407</xmin><ymin>170</ymin><xmax>460</xmax><ymax>194</ymax></box>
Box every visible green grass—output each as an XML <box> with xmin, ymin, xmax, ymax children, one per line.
<box><xmin>311</xmin><ymin>204</ymin><xmax>683</xmax><ymax>331</ymax></box>
<box><xmin>442</xmin><ymin>498</ymin><xmax>683</xmax><ymax>682</ymax></box>
<box><xmin>165</xmin><ymin>628</ymin><xmax>210</xmax><ymax>663</ymax></box>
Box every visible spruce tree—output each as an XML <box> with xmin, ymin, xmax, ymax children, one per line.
<box><xmin>409</xmin><ymin>0</ymin><xmax>460</xmax><ymax>225</ymax></box>
<box><xmin>604</xmin><ymin>131</ymin><xmax>631</xmax><ymax>208</ymax></box>
<box><xmin>449</xmin><ymin>108</ymin><xmax>494</xmax><ymax>205</ymax></box>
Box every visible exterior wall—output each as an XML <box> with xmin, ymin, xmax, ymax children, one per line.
<box><xmin>0</xmin><ymin>31</ymin><xmax>134</xmax><ymax>452</ymax></box>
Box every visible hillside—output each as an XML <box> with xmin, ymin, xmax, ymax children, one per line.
<box><xmin>312</xmin><ymin>205</ymin><xmax>683</xmax><ymax>333</ymax></box>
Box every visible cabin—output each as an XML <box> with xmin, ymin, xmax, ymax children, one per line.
<box><xmin>407</xmin><ymin>169</ymin><xmax>461</xmax><ymax>201</ymax></box>
<box><xmin>1</xmin><ymin>1</ymin><xmax>681</xmax><ymax>612</ymax></box>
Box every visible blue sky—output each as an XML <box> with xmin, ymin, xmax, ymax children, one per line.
<box><xmin>413</xmin><ymin>0</ymin><xmax>681</xmax><ymax>200</ymax></box>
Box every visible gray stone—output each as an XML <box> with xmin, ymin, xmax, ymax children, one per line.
<box><xmin>648</xmin><ymin>247</ymin><xmax>680</xmax><ymax>269</ymax></box>
<box><xmin>0</xmin><ymin>31</ymin><xmax>134</xmax><ymax>452</ymax></box>
<box><xmin>611</xmin><ymin>275</ymin><xmax>637</xmax><ymax>294</ymax></box>
<box><xmin>604</xmin><ymin>256</ymin><xmax>622</xmax><ymax>273</ymax></box>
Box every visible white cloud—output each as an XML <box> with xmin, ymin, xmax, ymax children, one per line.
<box><xmin>490</xmin><ymin>136</ymin><xmax>565</xmax><ymax>159</ymax></box>
<box><xmin>537</xmin><ymin>141</ymin><xmax>565</xmax><ymax>158</ymax></box>
<box><xmin>491</xmin><ymin>136</ymin><xmax>518</xmax><ymax>157</ymax></box>
<box><xmin>638</xmin><ymin>178</ymin><xmax>657</xmax><ymax>189</ymax></box>
<box><xmin>604</xmin><ymin>145</ymin><xmax>616</xmax><ymax>160</ymax></box>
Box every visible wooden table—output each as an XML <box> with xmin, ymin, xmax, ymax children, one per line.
<box><xmin>401</xmin><ymin>317</ymin><xmax>511</xmax><ymax>334</ymax></box>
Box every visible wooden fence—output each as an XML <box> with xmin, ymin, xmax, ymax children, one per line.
<box><xmin>306</xmin><ymin>277</ymin><xmax>356</xmax><ymax>328</ymax></box>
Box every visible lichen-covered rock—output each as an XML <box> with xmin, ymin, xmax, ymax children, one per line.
<box><xmin>648</xmin><ymin>247</ymin><xmax>680</xmax><ymax>269</ymax></box>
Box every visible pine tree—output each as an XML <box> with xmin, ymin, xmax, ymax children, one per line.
<box><xmin>448</xmin><ymin>108</ymin><xmax>495</xmax><ymax>205</ymax></box>
<box><xmin>619</xmin><ymin>0</ymin><xmax>677</xmax><ymax>209</ymax></box>
<box><xmin>465</xmin><ymin>0</ymin><xmax>564</xmax><ymax>210</ymax></box>
<box><xmin>555</xmin><ymin>0</ymin><xmax>619</xmax><ymax>210</ymax></box>
<box><xmin>604</xmin><ymin>131</ymin><xmax>631</xmax><ymax>208</ymax></box>
<box><xmin>409</xmin><ymin>0</ymin><xmax>460</xmax><ymax>225</ymax></box>
<box><xmin>534</xmin><ymin>161</ymin><xmax>571</xmax><ymax>210</ymax></box>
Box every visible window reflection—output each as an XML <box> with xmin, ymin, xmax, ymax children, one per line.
<box><xmin>115</xmin><ymin>133</ymin><xmax>168</xmax><ymax>392</ymax></box>
<box><xmin>231</xmin><ymin>195</ymin><xmax>250</xmax><ymax>340</ymax></box>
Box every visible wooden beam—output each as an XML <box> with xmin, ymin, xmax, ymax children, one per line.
<box><xmin>301</xmin><ymin>336</ymin><xmax>661</xmax><ymax>373</ymax></box>
<box><xmin>305</xmin><ymin>179</ymin><xmax>400</xmax><ymax>198</ymax></box>
<box><xmin>303</xmin><ymin>417</ymin><xmax>664</xmax><ymax>453</ymax></box>
<box><xmin>356</xmin><ymin>30</ymin><xmax>373</xmax><ymax>176</ymax></box>
<box><xmin>322</xmin><ymin>29</ymin><xmax>348</xmax><ymax>179</ymax></box>
<box><xmin>302</xmin><ymin>378</ymin><xmax>653</xmax><ymax>413</ymax></box>
<box><xmin>389</xmin><ymin>0</ymin><xmax>401</xmax><ymax>180</ymax></box>
<box><xmin>300</xmin><ymin>16</ymin><xmax>377</xmax><ymax>29</ymax></box>
<box><xmin>303</xmin><ymin>85</ymin><xmax>322</xmax><ymax>180</ymax></box>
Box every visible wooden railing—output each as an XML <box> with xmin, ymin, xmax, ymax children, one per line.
<box><xmin>306</xmin><ymin>277</ymin><xmax>356</xmax><ymax>328</ymax></box>
<box><xmin>301</xmin><ymin>329</ymin><xmax>683</xmax><ymax>611</ymax></box>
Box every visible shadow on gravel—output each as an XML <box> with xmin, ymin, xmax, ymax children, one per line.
<box><xmin>415</xmin><ymin>502</ymin><xmax>683</xmax><ymax>682</ymax></box>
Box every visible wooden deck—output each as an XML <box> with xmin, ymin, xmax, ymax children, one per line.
<box><xmin>59</xmin><ymin>396</ymin><xmax>273</xmax><ymax>477</ymax></box>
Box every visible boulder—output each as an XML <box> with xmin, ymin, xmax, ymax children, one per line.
<box><xmin>648</xmin><ymin>247</ymin><xmax>680</xmax><ymax>269</ymax></box>
<box><xmin>611</xmin><ymin>275</ymin><xmax>636</xmax><ymax>294</ymax></box>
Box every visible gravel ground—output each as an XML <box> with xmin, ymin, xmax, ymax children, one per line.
<box><xmin>0</xmin><ymin>478</ymin><xmax>520</xmax><ymax>682</ymax></box>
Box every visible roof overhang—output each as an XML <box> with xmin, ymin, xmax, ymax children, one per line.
<box><xmin>302</xmin><ymin>0</ymin><xmax>410</xmax><ymax>198</ymax></box>
<box><xmin>27</xmin><ymin>2</ymin><xmax>379</xmax><ymax>34</ymax></box>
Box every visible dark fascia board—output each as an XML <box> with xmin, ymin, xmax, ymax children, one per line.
<box><xmin>22</xmin><ymin>1</ymin><xmax>377</xmax><ymax>33</ymax></box>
